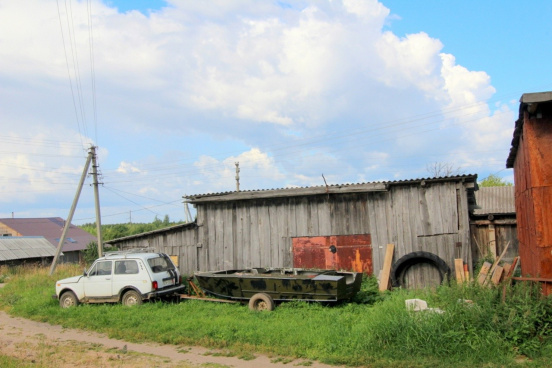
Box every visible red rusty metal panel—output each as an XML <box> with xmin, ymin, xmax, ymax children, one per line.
<box><xmin>292</xmin><ymin>235</ymin><xmax>373</xmax><ymax>274</ymax></box>
<box><xmin>512</xmin><ymin>109</ymin><xmax>552</xmax><ymax>293</ymax></box>
<box><xmin>292</xmin><ymin>236</ymin><xmax>328</xmax><ymax>270</ymax></box>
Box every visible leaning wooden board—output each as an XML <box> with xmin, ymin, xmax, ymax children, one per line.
<box><xmin>477</xmin><ymin>262</ymin><xmax>492</xmax><ymax>285</ymax></box>
<box><xmin>379</xmin><ymin>244</ymin><xmax>394</xmax><ymax>291</ymax></box>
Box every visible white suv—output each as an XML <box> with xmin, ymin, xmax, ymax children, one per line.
<box><xmin>55</xmin><ymin>251</ymin><xmax>186</xmax><ymax>307</ymax></box>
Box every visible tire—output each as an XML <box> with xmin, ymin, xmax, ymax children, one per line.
<box><xmin>59</xmin><ymin>291</ymin><xmax>79</xmax><ymax>308</ymax></box>
<box><xmin>122</xmin><ymin>290</ymin><xmax>143</xmax><ymax>306</ymax></box>
<box><xmin>248</xmin><ymin>293</ymin><xmax>275</xmax><ymax>311</ymax></box>
<box><xmin>391</xmin><ymin>251</ymin><xmax>451</xmax><ymax>288</ymax></box>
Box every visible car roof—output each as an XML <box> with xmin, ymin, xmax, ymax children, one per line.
<box><xmin>99</xmin><ymin>252</ymin><xmax>163</xmax><ymax>260</ymax></box>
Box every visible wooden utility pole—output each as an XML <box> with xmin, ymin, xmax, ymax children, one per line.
<box><xmin>49</xmin><ymin>148</ymin><xmax>93</xmax><ymax>275</ymax></box>
<box><xmin>91</xmin><ymin>146</ymin><xmax>103</xmax><ymax>258</ymax></box>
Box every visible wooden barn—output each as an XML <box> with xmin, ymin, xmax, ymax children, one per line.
<box><xmin>506</xmin><ymin>91</ymin><xmax>552</xmax><ymax>294</ymax></box>
<box><xmin>107</xmin><ymin>175</ymin><xmax>479</xmax><ymax>288</ymax></box>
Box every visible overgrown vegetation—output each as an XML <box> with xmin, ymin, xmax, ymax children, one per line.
<box><xmin>80</xmin><ymin>215</ymin><xmax>186</xmax><ymax>241</ymax></box>
<box><xmin>1</xmin><ymin>265</ymin><xmax>551</xmax><ymax>367</ymax></box>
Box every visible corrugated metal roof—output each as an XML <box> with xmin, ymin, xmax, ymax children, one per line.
<box><xmin>0</xmin><ymin>236</ymin><xmax>58</xmax><ymax>261</ymax></box>
<box><xmin>473</xmin><ymin>186</ymin><xmax>515</xmax><ymax>215</ymax></box>
<box><xmin>184</xmin><ymin>174</ymin><xmax>478</xmax><ymax>203</ymax></box>
<box><xmin>105</xmin><ymin>222</ymin><xmax>197</xmax><ymax>244</ymax></box>
<box><xmin>0</xmin><ymin>217</ymin><xmax>96</xmax><ymax>252</ymax></box>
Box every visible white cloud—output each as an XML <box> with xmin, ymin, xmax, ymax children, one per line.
<box><xmin>117</xmin><ymin>161</ymin><xmax>143</xmax><ymax>174</ymax></box>
<box><xmin>0</xmin><ymin>0</ymin><xmax>517</xmax><ymax>223</ymax></box>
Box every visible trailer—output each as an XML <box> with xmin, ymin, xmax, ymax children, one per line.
<box><xmin>181</xmin><ymin>267</ymin><xmax>363</xmax><ymax>311</ymax></box>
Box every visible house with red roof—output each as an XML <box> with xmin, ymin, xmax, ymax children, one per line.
<box><xmin>0</xmin><ymin>217</ymin><xmax>96</xmax><ymax>264</ymax></box>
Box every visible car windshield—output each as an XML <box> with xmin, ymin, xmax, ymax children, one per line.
<box><xmin>147</xmin><ymin>255</ymin><xmax>175</xmax><ymax>273</ymax></box>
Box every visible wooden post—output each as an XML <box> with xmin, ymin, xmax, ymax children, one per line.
<box><xmin>454</xmin><ymin>259</ymin><xmax>465</xmax><ymax>283</ymax></box>
<box><xmin>379</xmin><ymin>244</ymin><xmax>394</xmax><ymax>291</ymax></box>
<box><xmin>488</xmin><ymin>224</ymin><xmax>497</xmax><ymax>258</ymax></box>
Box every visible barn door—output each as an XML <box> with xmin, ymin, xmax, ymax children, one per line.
<box><xmin>292</xmin><ymin>235</ymin><xmax>373</xmax><ymax>274</ymax></box>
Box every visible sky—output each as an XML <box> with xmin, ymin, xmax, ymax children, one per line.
<box><xmin>1</xmin><ymin>0</ymin><xmax>551</xmax><ymax>225</ymax></box>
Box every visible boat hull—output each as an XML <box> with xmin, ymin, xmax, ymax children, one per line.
<box><xmin>194</xmin><ymin>268</ymin><xmax>362</xmax><ymax>303</ymax></box>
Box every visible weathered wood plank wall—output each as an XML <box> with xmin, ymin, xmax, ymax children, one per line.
<box><xmin>191</xmin><ymin>181</ymin><xmax>473</xmax><ymax>279</ymax></box>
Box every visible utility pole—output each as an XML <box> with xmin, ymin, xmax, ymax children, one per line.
<box><xmin>91</xmin><ymin>146</ymin><xmax>103</xmax><ymax>258</ymax></box>
<box><xmin>183</xmin><ymin>196</ymin><xmax>192</xmax><ymax>223</ymax></box>
<box><xmin>49</xmin><ymin>148</ymin><xmax>93</xmax><ymax>275</ymax></box>
<box><xmin>235</xmin><ymin>162</ymin><xmax>240</xmax><ymax>192</ymax></box>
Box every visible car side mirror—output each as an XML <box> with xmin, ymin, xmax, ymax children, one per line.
<box><xmin>83</xmin><ymin>268</ymin><xmax>88</xmax><ymax>277</ymax></box>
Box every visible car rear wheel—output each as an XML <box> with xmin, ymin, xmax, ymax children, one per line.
<box><xmin>59</xmin><ymin>291</ymin><xmax>79</xmax><ymax>308</ymax></box>
<box><xmin>122</xmin><ymin>290</ymin><xmax>143</xmax><ymax>306</ymax></box>
<box><xmin>248</xmin><ymin>293</ymin><xmax>274</xmax><ymax>311</ymax></box>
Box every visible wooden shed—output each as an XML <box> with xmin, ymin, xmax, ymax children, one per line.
<box><xmin>470</xmin><ymin>186</ymin><xmax>518</xmax><ymax>265</ymax></box>
<box><xmin>107</xmin><ymin>175</ymin><xmax>478</xmax><ymax>288</ymax></box>
<box><xmin>506</xmin><ymin>91</ymin><xmax>552</xmax><ymax>294</ymax></box>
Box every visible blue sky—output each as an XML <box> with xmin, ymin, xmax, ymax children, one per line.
<box><xmin>0</xmin><ymin>0</ymin><xmax>550</xmax><ymax>225</ymax></box>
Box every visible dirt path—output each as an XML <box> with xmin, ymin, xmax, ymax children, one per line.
<box><xmin>0</xmin><ymin>311</ymin><xmax>342</xmax><ymax>367</ymax></box>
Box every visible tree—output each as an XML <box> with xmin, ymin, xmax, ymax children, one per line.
<box><xmin>426</xmin><ymin>162</ymin><xmax>465</xmax><ymax>177</ymax></box>
<box><xmin>479</xmin><ymin>174</ymin><xmax>513</xmax><ymax>187</ymax></box>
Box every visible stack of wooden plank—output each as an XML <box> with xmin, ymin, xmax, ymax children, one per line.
<box><xmin>475</xmin><ymin>242</ymin><xmax>519</xmax><ymax>286</ymax></box>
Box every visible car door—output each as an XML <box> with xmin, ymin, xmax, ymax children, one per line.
<box><xmin>83</xmin><ymin>260</ymin><xmax>113</xmax><ymax>298</ymax></box>
<box><xmin>112</xmin><ymin>259</ymin><xmax>148</xmax><ymax>295</ymax></box>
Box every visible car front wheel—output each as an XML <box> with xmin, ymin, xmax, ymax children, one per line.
<box><xmin>59</xmin><ymin>291</ymin><xmax>79</xmax><ymax>308</ymax></box>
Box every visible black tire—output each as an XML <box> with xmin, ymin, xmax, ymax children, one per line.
<box><xmin>248</xmin><ymin>293</ymin><xmax>275</xmax><ymax>311</ymax></box>
<box><xmin>122</xmin><ymin>290</ymin><xmax>143</xmax><ymax>306</ymax></box>
<box><xmin>59</xmin><ymin>291</ymin><xmax>79</xmax><ymax>308</ymax></box>
<box><xmin>390</xmin><ymin>251</ymin><xmax>451</xmax><ymax>288</ymax></box>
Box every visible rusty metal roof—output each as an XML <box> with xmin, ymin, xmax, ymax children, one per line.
<box><xmin>184</xmin><ymin>174</ymin><xmax>478</xmax><ymax>203</ymax></box>
<box><xmin>0</xmin><ymin>236</ymin><xmax>58</xmax><ymax>261</ymax></box>
<box><xmin>473</xmin><ymin>186</ymin><xmax>515</xmax><ymax>216</ymax></box>
<box><xmin>0</xmin><ymin>217</ymin><xmax>96</xmax><ymax>252</ymax></box>
<box><xmin>507</xmin><ymin>91</ymin><xmax>552</xmax><ymax>168</ymax></box>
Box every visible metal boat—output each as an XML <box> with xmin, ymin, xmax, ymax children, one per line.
<box><xmin>193</xmin><ymin>267</ymin><xmax>363</xmax><ymax>303</ymax></box>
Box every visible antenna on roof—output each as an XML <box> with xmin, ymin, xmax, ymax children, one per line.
<box><xmin>322</xmin><ymin>174</ymin><xmax>329</xmax><ymax>193</ymax></box>
<box><xmin>235</xmin><ymin>162</ymin><xmax>240</xmax><ymax>192</ymax></box>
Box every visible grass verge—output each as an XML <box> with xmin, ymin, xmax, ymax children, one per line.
<box><xmin>0</xmin><ymin>264</ymin><xmax>551</xmax><ymax>367</ymax></box>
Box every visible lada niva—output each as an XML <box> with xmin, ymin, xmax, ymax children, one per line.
<box><xmin>54</xmin><ymin>251</ymin><xmax>185</xmax><ymax>307</ymax></box>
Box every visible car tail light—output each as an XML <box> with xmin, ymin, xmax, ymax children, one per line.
<box><xmin>152</xmin><ymin>281</ymin><xmax>158</xmax><ymax>290</ymax></box>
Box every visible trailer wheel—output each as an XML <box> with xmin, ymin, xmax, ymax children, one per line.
<box><xmin>59</xmin><ymin>291</ymin><xmax>79</xmax><ymax>308</ymax></box>
<box><xmin>248</xmin><ymin>293</ymin><xmax>274</xmax><ymax>311</ymax></box>
<box><xmin>391</xmin><ymin>251</ymin><xmax>451</xmax><ymax>288</ymax></box>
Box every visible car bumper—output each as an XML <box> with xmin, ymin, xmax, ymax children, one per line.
<box><xmin>145</xmin><ymin>284</ymin><xmax>187</xmax><ymax>299</ymax></box>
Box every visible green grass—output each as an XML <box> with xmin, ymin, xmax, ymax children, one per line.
<box><xmin>1</xmin><ymin>265</ymin><xmax>552</xmax><ymax>367</ymax></box>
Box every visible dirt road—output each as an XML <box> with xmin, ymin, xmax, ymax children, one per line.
<box><xmin>0</xmin><ymin>311</ymin><xmax>341</xmax><ymax>367</ymax></box>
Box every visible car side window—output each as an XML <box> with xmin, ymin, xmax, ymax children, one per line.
<box><xmin>92</xmin><ymin>261</ymin><xmax>112</xmax><ymax>276</ymax></box>
<box><xmin>88</xmin><ymin>263</ymin><xmax>98</xmax><ymax>276</ymax></box>
<box><xmin>115</xmin><ymin>260</ymin><xmax>139</xmax><ymax>275</ymax></box>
